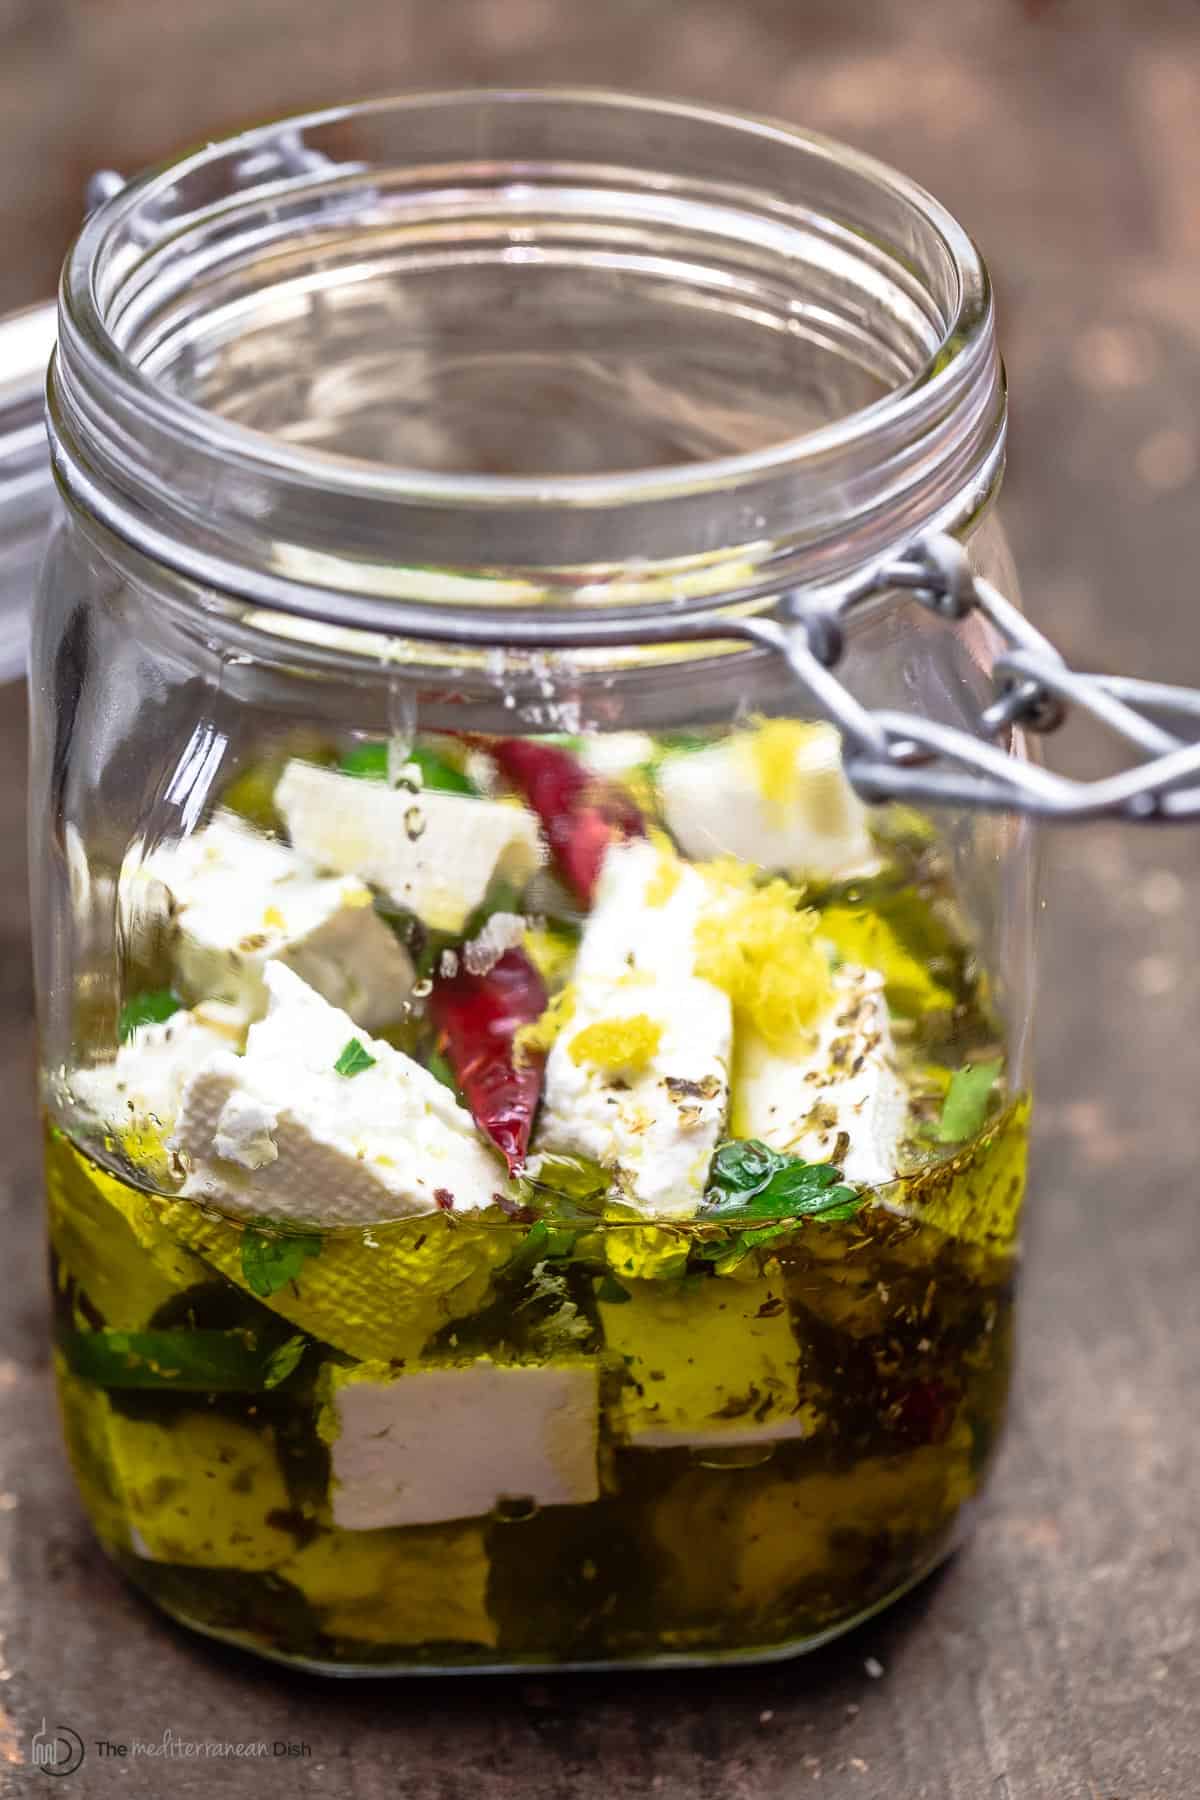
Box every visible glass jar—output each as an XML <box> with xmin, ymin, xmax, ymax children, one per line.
<box><xmin>31</xmin><ymin>93</ymin><xmax>1033</xmax><ymax>1673</ymax></box>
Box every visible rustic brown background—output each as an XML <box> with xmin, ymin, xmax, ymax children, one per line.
<box><xmin>3</xmin><ymin>2</ymin><xmax>1200</xmax><ymax>1797</ymax></box>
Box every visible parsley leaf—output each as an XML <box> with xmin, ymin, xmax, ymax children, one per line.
<box><xmin>694</xmin><ymin>1140</ymin><xmax>861</xmax><ymax>1268</ymax></box>
<box><xmin>707</xmin><ymin>1139</ymin><xmax>787</xmax><ymax>1201</ymax></box>
<box><xmin>262</xmin><ymin>1333</ymin><xmax>310</xmax><ymax>1389</ymax></box>
<box><xmin>512</xmin><ymin>1218</ymin><xmax>582</xmax><ymax>1270</ymax></box>
<box><xmin>334</xmin><ymin>1038</ymin><xmax>376</xmax><ymax>1077</ymax></box>
<box><xmin>380</xmin><ymin>872</ymin><xmax>527</xmax><ymax>986</ymax></box>
<box><xmin>339</xmin><ymin>742</ymin><xmax>389</xmax><ymax>779</ymax></box>
<box><xmin>703</xmin><ymin>1140</ymin><xmax>859</xmax><ymax>1221</ymax></box>
<box><xmin>240</xmin><ymin>1228</ymin><xmax>323</xmax><ymax>1298</ymax></box>
<box><xmin>118</xmin><ymin>989</ymin><xmax>183</xmax><ymax>1042</ymax></box>
<box><xmin>521</xmin><ymin>1261</ymin><xmax>594</xmax><ymax>1349</ymax></box>
<box><xmin>62</xmin><ymin>1327</ymin><xmax>284</xmax><ymax>1391</ymax></box>
<box><xmin>936</xmin><ymin>1059</ymin><xmax>1003</xmax><ymax>1143</ymax></box>
<box><xmin>656</xmin><ymin>731</ymin><xmax>712</xmax><ymax>754</ymax></box>
<box><xmin>340</xmin><ymin>741</ymin><xmax>477</xmax><ymax>795</ymax></box>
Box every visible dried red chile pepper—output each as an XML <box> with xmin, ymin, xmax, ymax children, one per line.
<box><xmin>490</xmin><ymin>738</ymin><xmax>645</xmax><ymax>905</ymax></box>
<box><xmin>429</xmin><ymin>948</ymin><xmax>548</xmax><ymax>1173</ymax></box>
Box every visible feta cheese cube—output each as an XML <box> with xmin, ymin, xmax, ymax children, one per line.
<box><xmin>735</xmin><ymin>965</ymin><xmax>908</xmax><ymax>1188</ymax></box>
<box><xmin>323</xmin><ymin>1356</ymin><xmax>600</xmax><ymax>1529</ymax></box>
<box><xmin>652</xmin><ymin>1424</ymin><xmax>975</xmax><ymax>1622</ymax></box>
<box><xmin>104</xmin><ymin>1408</ymin><xmax>296</xmax><ymax>1570</ymax></box>
<box><xmin>657</xmin><ymin>720</ymin><xmax>878</xmax><ymax>881</ymax></box>
<box><xmin>70</xmin><ymin>1009</ymin><xmax>239</xmax><ymax>1138</ymax></box>
<box><xmin>281</xmin><ymin>1524</ymin><xmax>496</xmax><ymax>1648</ymax></box>
<box><xmin>574</xmin><ymin>839</ymin><xmax>710</xmax><ymax>985</ymax></box>
<box><xmin>536</xmin><ymin>840</ymin><xmax>732</xmax><ymax>1217</ymax></box>
<box><xmin>55</xmin><ymin>1359</ymin><xmax>133</xmax><ymax>1553</ymax></box>
<box><xmin>596</xmin><ymin>1275</ymin><xmax>820</xmax><ymax>1449</ymax></box>
<box><xmin>275</xmin><ymin>760</ymin><xmax>543</xmax><ymax>934</ymax></box>
<box><xmin>172</xmin><ymin>961</ymin><xmax>508</xmax><ymax>1225</ymax></box>
<box><xmin>47</xmin><ymin>1127</ymin><xmax>209</xmax><ymax>1326</ymax></box>
<box><xmin>143</xmin><ymin>813</ymin><xmax>414</xmax><ymax>1030</ymax></box>
<box><xmin>537</xmin><ymin>976</ymin><xmax>731</xmax><ymax>1219</ymax></box>
<box><xmin>158</xmin><ymin>1195</ymin><xmax>509</xmax><ymax>1365</ymax></box>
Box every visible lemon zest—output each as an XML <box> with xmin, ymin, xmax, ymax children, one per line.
<box><xmin>568</xmin><ymin>1014</ymin><xmax>663</xmax><ymax>1076</ymax></box>
<box><xmin>695</xmin><ymin>860</ymin><xmax>832</xmax><ymax>1050</ymax></box>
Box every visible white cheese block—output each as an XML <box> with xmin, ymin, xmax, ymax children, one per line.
<box><xmin>573</xmin><ymin>838</ymin><xmax>710</xmax><ymax>985</ymax></box>
<box><xmin>596</xmin><ymin>1276</ymin><xmax>820</xmax><ymax>1449</ymax></box>
<box><xmin>280</xmin><ymin>1522</ymin><xmax>496</xmax><ymax>1649</ymax></box>
<box><xmin>537</xmin><ymin>976</ymin><xmax>731</xmax><ymax>1219</ymax></box>
<box><xmin>70</xmin><ymin>1009</ymin><xmax>241</xmax><ymax>1138</ymax></box>
<box><xmin>275</xmin><ymin>760</ymin><xmax>543</xmax><ymax>934</ymax></box>
<box><xmin>172</xmin><ymin>961</ymin><xmax>508</xmax><ymax>1225</ymax></box>
<box><xmin>658</xmin><ymin>721</ymin><xmax>878</xmax><ymax>880</ymax></box>
<box><xmin>578</xmin><ymin>731</ymin><xmax>656</xmax><ymax>779</ymax></box>
<box><xmin>143</xmin><ymin>813</ymin><xmax>414</xmax><ymax>1031</ymax></box>
<box><xmin>103</xmin><ymin>1409</ymin><xmax>296</xmax><ymax>1570</ymax></box>
<box><xmin>325</xmin><ymin>1356</ymin><xmax>600</xmax><ymax>1529</ymax></box>
<box><xmin>734</xmin><ymin>965</ymin><xmax>908</xmax><ymax>1188</ymax></box>
<box><xmin>536</xmin><ymin>840</ymin><xmax>731</xmax><ymax>1218</ymax></box>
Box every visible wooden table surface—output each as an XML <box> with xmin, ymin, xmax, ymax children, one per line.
<box><xmin>2</xmin><ymin>3</ymin><xmax>1200</xmax><ymax>1796</ymax></box>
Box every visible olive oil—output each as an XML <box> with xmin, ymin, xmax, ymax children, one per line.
<box><xmin>48</xmin><ymin>1101</ymin><xmax>1023</xmax><ymax>1669</ymax></box>
<box><xmin>46</xmin><ymin>730</ymin><xmax>1027</xmax><ymax>1669</ymax></box>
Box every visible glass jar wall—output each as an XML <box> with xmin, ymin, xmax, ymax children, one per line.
<box><xmin>31</xmin><ymin>93</ymin><xmax>1033</xmax><ymax>1672</ymax></box>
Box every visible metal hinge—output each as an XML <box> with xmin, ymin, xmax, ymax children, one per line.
<box><xmin>762</xmin><ymin>533</ymin><xmax>1200</xmax><ymax>823</ymax></box>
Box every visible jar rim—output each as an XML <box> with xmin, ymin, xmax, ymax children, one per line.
<box><xmin>50</xmin><ymin>88</ymin><xmax>1005</xmax><ymax>621</ymax></box>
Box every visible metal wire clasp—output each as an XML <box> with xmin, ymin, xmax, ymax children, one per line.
<box><xmin>776</xmin><ymin>531</ymin><xmax>1200</xmax><ymax>822</ymax></box>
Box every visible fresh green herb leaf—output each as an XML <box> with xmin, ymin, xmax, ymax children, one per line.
<box><xmin>334</xmin><ymin>1038</ymin><xmax>376</xmax><ymax>1077</ymax></box>
<box><xmin>936</xmin><ymin>1059</ymin><xmax>1003</xmax><ymax>1143</ymax></box>
<box><xmin>118</xmin><ymin>989</ymin><xmax>183</xmax><ymax>1042</ymax></box>
<box><xmin>460</xmin><ymin>877</ymin><xmax>525</xmax><ymax>946</ymax></box>
<box><xmin>595</xmin><ymin>1275</ymin><xmax>632</xmax><ymax>1304</ymax></box>
<box><xmin>340</xmin><ymin>742</ymin><xmax>389</xmax><ymax>779</ymax></box>
<box><xmin>653</xmin><ymin>731</ymin><xmax>711</xmax><ymax>757</ymax></box>
<box><xmin>516</xmin><ymin>1219</ymin><xmax>581</xmax><ymax>1265</ymax></box>
<box><xmin>373</xmin><ymin>901</ymin><xmax>448</xmax><ymax>984</ymax></box>
<box><xmin>521</xmin><ymin>1261</ymin><xmax>593</xmax><ymax>1349</ymax></box>
<box><xmin>382</xmin><ymin>874</ymin><xmax>526</xmax><ymax>986</ymax></box>
<box><xmin>240</xmin><ymin>1228</ymin><xmax>323</xmax><ymax>1298</ymax></box>
<box><xmin>262</xmin><ymin>1333</ymin><xmax>309</xmax><ymax>1389</ymax></box>
<box><xmin>408</xmin><ymin>744</ymin><xmax>479</xmax><ymax>795</ymax></box>
<box><xmin>426</xmin><ymin>1048</ymin><xmax>460</xmax><ymax>1094</ymax></box>
<box><xmin>704</xmin><ymin>1141</ymin><xmax>857</xmax><ymax>1220</ymax></box>
<box><xmin>61</xmin><ymin>1327</ymin><xmax>282</xmax><ymax>1391</ymax></box>
<box><xmin>340</xmin><ymin>741</ymin><xmax>477</xmax><ymax>795</ymax></box>
<box><xmin>695</xmin><ymin>1140</ymin><xmax>862</xmax><ymax>1269</ymax></box>
<box><xmin>707</xmin><ymin>1138</ymin><xmax>788</xmax><ymax>1201</ymax></box>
